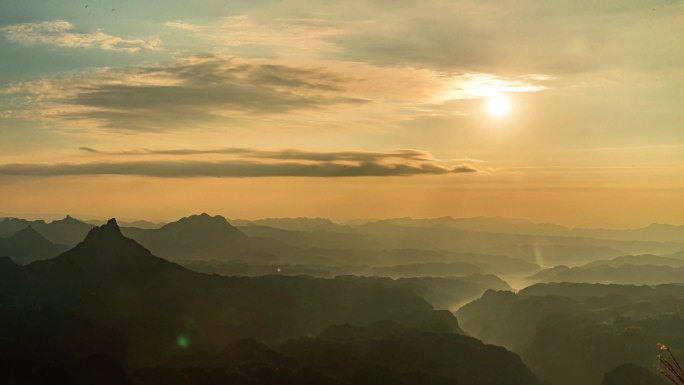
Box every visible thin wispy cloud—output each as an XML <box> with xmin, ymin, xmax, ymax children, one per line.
<box><xmin>165</xmin><ymin>15</ymin><xmax>344</xmax><ymax>55</ymax></box>
<box><xmin>0</xmin><ymin>20</ymin><xmax>161</xmax><ymax>52</ymax></box>
<box><xmin>322</xmin><ymin>0</ymin><xmax>684</xmax><ymax>73</ymax></box>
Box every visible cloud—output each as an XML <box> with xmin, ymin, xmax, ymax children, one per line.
<box><xmin>0</xmin><ymin>52</ymin><xmax>552</xmax><ymax>134</ymax></box>
<box><xmin>2</xmin><ymin>55</ymin><xmax>368</xmax><ymax>132</ymax></box>
<box><xmin>78</xmin><ymin>147</ymin><xmax>436</xmax><ymax>162</ymax></box>
<box><xmin>165</xmin><ymin>15</ymin><xmax>344</xmax><ymax>55</ymax></box>
<box><xmin>437</xmin><ymin>72</ymin><xmax>550</xmax><ymax>102</ymax></box>
<box><xmin>309</xmin><ymin>0</ymin><xmax>684</xmax><ymax>74</ymax></box>
<box><xmin>0</xmin><ymin>20</ymin><xmax>160</xmax><ymax>52</ymax></box>
<box><xmin>0</xmin><ymin>160</ymin><xmax>477</xmax><ymax>178</ymax></box>
<box><xmin>0</xmin><ymin>147</ymin><xmax>481</xmax><ymax>178</ymax></box>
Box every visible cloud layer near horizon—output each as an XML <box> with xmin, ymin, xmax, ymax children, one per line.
<box><xmin>0</xmin><ymin>147</ymin><xmax>479</xmax><ymax>178</ymax></box>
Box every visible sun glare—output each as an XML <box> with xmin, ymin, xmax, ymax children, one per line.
<box><xmin>487</xmin><ymin>93</ymin><xmax>511</xmax><ymax>116</ymax></box>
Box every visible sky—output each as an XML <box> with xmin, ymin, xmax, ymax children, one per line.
<box><xmin>0</xmin><ymin>0</ymin><xmax>682</xmax><ymax>227</ymax></box>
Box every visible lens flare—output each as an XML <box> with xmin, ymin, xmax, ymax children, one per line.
<box><xmin>177</xmin><ymin>335</ymin><xmax>190</xmax><ymax>348</ymax></box>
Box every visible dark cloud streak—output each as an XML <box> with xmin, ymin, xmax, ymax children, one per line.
<box><xmin>0</xmin><ymin>160</ymin><xmax>478</xmax><ymax>178</ymax></box>
<box><xmin>50</xmin><ymin>56</ymin><xmax>367</xmax><ymax>132</ymax></box>
<box><xmin>78</xmin><ymin>147</ymin><xmax>435</xmax><ymax>162</ymax></box>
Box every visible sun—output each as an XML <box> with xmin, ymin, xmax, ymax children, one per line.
<box><xmin>487</xmin><ymin>93</ymin><xmax>511</xmax><ymax>116</ymax></box>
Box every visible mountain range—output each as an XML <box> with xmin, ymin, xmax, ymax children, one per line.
<box><xmin>0</xmin><ymin>218</ymin><xmax>546</xmax><ymax>385</ymax></box>
<box><xmin>1</xmin><ymin>219</ymin><xmax>464</xmax><ymax>362</ymax></box>
<box><xmin>525</xmin><ymin>254</ymin><xmax>684</xmax><ymax>285</ymax></box>
<box><xmin>457</xmin><ymin>283</ymin><xmax>684</xmax><ymax>385</ymax></box>
<box><xmin>2</xmin><ymin>214</ymin><xmax>682</xmax><ymax>270</ymax></box>
<box><xmin>0</xmin><ymin>215</ymin><xmax>93</xmax><ymax>246</ymax></box>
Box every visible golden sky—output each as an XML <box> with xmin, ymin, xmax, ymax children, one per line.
<box><xmin>0</xmin><ymin>1</ymin><xmax>682</xmax><ymax>227</ymax></box>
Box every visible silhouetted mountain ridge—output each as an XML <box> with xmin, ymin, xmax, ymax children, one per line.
<box><xmin>457</xmin><ymin>283</ymin><xmax>684</xmax><ymax>385</ymax></box>
<box><xmin>28</xmin><ymin>218</ymin><xmax>189</xmax><ymax>286</ymax></box>
<box><xmin>0</xmin><ymin>215</ymin><xmax>93</xmax><ymax>247</ymax></box>
<box><xmin>3</xmin><ymin>219</ymin><xmax>474</xmax><ymax>368</ymax></box>
<box><xmin>0</xmin><ymin>225</ymin><xmax>68</xmax><ymax>265</ymax></box>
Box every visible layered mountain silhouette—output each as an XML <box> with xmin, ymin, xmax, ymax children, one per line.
<box><xmin>525</xmin><ymin>254</ymin><xmax>684</xmax><ymax>285</ymax></box>
<box><xmin>238</xmin><ymin>219</ymin><xmax>682</xmax><ymax>265</ymax></box>
<box><xmin>27</xmin><ymin>218</ymin><xmax>189</xmax><ymax>288</ymax></box>
<box><xmin>585</xmin><ymin>254</ymin><xmax>684</xmax><ymax>268</ymax></box>
<box><xmin>457</xmin><ymin>283</ymin><xmax>684</xmax><ymax>385</ymax></box>
<box><xmin>0</xmin><ymin>217</ymin><xmax>550</xmax><ymax>385</ymax></box>
<box><xmin>233</xmin><ymin>217</ymin><xmax>350</xmax><ymax>232</ymax></box>
<box><xmin>0</xmin><ymin>226</ymin><xmax>67</xmax><ymax>264</ymax></box>
<box><xmin>350</xmin><ymin>217</ymin><xmax>684</xmax><ymax>243</ymax></box>
<box><xmin>0</xmin><ymin>215</ymin><xmax>93</xmax><ymax>247</ymax></box>
<box><xmin>87</xmin><ymin>218</ymin><xmax>165</xmax><ymax>229</ymax></box>
<box><xmin>2</xmin><ymin>219</ymin><xmax>474</xmax><ymax>367</ymax></box>
<box><xmin>6</xmin><ymin>213</ymin><xmax>681</xmax><ymax>385</ymax></box>
<box><xmin>4</xmin><ymin>214</ymin><xmax>682</xmax><ymax>269</ymax></box>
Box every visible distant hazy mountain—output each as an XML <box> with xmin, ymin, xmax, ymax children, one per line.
<box><xmin>35</xmin><ymin>215</ymin><xmax>95</xmax><ymax>246</ymax></box>
<box><xmin>584</xmin><ymin>254</ymin><xmax>684</xmax><ymax>268</ymax></box>
<box><xmin>362</xmin><ymin>216</ymin><xmax>571</xmax><ymax>236</ymax></box>
<box><xmin>122</xmin><ymin>213</ymin><xmax>252</xmax><ymax>260</ymax></box>
<box><xmin>87</xmin><ymin>218</ymin><xmax>165</xmax><ymax>229</ymax></box>
<box><xmin>183</xmin><ymin>246</ymin><xmax>538</xmax><ymax>279</ymax></box>
<box><xmin>122</xmin><ymin>214</ymin><xmax>540</xmax><ymax>273</ymax></box>
<box><xmin>0</xmin><ymin>215</ymin><xmax>93</xmax><ymax>246</ymax></box>
<box><xmin>234</xmin><ymin>217</ymin><xmax>351</xmax><ymax>232</ymax></box>
<box><xmin>360</xmin><ymin>217</ymin><xmax>684</xmax><ymax>243</ymax></box>
<box><xmin>516</xmin><ymin>282</ymin><xmax>675</xmax><ymax>301</ymax></box>
<box><xmin>4</xmin><ymin>214</ymin><xmax>682</xmax><ymax>266</ymax></box>
<box><xmin>0</xmin><ymin>226</ymin><xmax>67</xmax><ymax>264</ymax></box>
<box><xmin>526</xmin><ymin>264</ymin><xmax>684</xmax><ymax>285</ymax></box>
<box><xmin>239</xmin><ymin>221</ymin><xmax>681</xmax><ymax>265</ymax></box>
<box><xmin>526</xmin><ymin>254</ymin><xmax>684</xmax><ymax>285</ymax></box>
<box><xmin>0</xmin><ymin>217</ymin><xmax>35</xmax><ymax>237</ymax></box>
<box><xmin>575</xmin><ymin>223</ymin><xmax>684</xmax><ymax>244</ymax></box>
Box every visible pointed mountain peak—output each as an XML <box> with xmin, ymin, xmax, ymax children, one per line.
<box><xmin>82</xmin><ymin>218</ymin><xmax>124</xmax><ymax>244</ymax></box>
<box><xmin>10</xmin><ymin>225</ymin><xmax>52</xmax><ymax>244</ymax></box>
<box><xmin>22</xmin><ymin>224</ymin><xmax>36</xmax><ymax>231</ymax></box>
<box><xmin>14</xmin><ymin>225</ymin><xmax>41</xmax><ymax>237</ymax></box>
<box><xmin>38</xmin><ymin>217</ymin><xmax>188</xmax><ymax>284</ymax></box>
